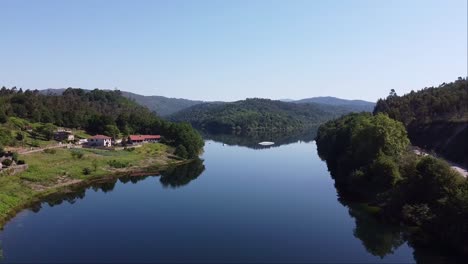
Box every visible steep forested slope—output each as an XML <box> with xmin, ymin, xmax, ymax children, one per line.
<box><xmin>373</xmin><ymin>78</ymin><xmax>468</xmax><ymax>166</ymax></box>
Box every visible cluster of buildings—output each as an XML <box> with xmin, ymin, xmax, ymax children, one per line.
<box><xmin>52</xmin><ymin>128</ymin><xmax>161</xmax><ymax>148</ymax></box>
<box><xmin>87</xmin><ymin>134</ymin><xmax>161</xmax><ymax>147</ymax></box>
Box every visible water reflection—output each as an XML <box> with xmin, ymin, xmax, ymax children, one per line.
<box><xmin>202</xmin><ymin>128</ymin><xmax>318</xmax><ymax>149</ymax></box>
<box><xmin>336</xmin><ymin>184</ymin><xmax>463</xmax><ymax>263</ymax></box>
<box><xmin>339</xmin><ymin>200</ymin><xmax>405</xmax><ymax>258</ymax></box>
<box><xmin>160</xmin><ymin>158</ymin><xmax>205</xmax><ymax>188</ymax></box>
<box><xmin>28</xmin><ymin>159</ymin><xmax>205</xmax><ymax>214</ymax></box>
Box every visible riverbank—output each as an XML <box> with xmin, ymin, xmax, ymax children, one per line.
<box><xmin>0</xmin><ymin>143</ymin><xmax>190</xmax><ymax>229</ymax></box>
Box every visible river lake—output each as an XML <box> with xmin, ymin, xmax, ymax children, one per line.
<box><xmin>0</xmin><ymin>135</ymin><xmax>419</xmax><ymax>263</ymax></box>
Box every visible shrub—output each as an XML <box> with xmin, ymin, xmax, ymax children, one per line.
<box><xmin>402</xmin><ymin>203</ymin><xmax>434</xmax><ymax>226</ymax></box>
<box><xmin>107</xmin><ymin>159</ymin><xmax>129</xmax><ymax>168</ymax></box>
<box><xmin>17</xmin><ymin>160</ymin><xmax>25</xmax><ymax>165</ymax></box>
<box><xmin>11</xmin><ymin>152</ymin><xmax>19</xmax><ymax>162</ymax></box>
<box><xmin>30</xmin><ymin>140</ymin><xmax>40</xmax><ymax>147</ymax></box>
<box><xmin>71</xmin><ymin>150</ymin><xmax>84</xmax><ymax>159</ymax></box>
<box><xmin>15</xmin><ymin>132</ymin><xmax>24</xmax><ymax>141</ymax></box>
<box><xmin>175</xmin><ymin>145</ymin><xmax>189</xmax><ymax>159</ymax></box>
<box><xmin>2</xmin><ymin>159</ymin><xmax>13</xmax><ymax>167</ymax></box>
<box><xmin>82</xmin><ymin>167</ymin><xmax>92</xmax><ymax>175</ymax></box>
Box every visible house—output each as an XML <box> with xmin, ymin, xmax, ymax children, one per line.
<box><xmin>77</xmin><ymin>139</ymin><xmax>88</xmax><ymax>145</ymax></box>
<box><xmin>129</xmin><ymin>135</ymin><xmax>161</xmax><ymax>144</ymax></box>
<box><xmin>54</xmin><ymin>131</ymin><xmax>75</xmax><ymax>142</ymax></box>
<box><xmin>88</xmin><ymin>135</ymin><xmax>112</xmax><ymax>147</ymax></box>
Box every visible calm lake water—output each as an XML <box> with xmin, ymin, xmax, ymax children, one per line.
<box><xmin>0</xmin><ymin>137</ymin><xmax>418</xmax><ymax>263</ymax></box>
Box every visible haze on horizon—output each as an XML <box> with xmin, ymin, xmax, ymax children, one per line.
<box><xmin>0</xmin><ymin>0</ymin><xmax>466</xmax><ymax>102</ymax></box>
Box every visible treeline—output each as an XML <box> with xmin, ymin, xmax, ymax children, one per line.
<box><xmin>316</xmin><ymin>113</ymin><xmax>468</xmax><ymax>257</ymax></box>
<box><xmin>374</xmin><ymin>78</ymin><xmax>468</xmax><ymax>165</ymax></box>
<box><xmin>170</xmin><ymin>98</ymin><xmax>357</xmax><ymax>133</ymax></box>
<box><xmin>0</xmin><ymin>87</ymin><xmax>203</xmax><ymax>158</ymax></box>
<box><xmin>374</xmin><ymin>78</ymin><xmax>468</xmax><ymax>125</ymax></box>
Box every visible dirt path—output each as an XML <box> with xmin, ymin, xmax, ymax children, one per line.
<box><xmin>18</xmin><ymin>144</ymin><xmax>79</xmax><ymax>155</ymax></box>
<box><xmin>412</xmin><ymin>147</ymin><xmax>467</xmax><ymax>178</ymax></box>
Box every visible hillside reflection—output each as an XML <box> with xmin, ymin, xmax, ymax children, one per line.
<box><xmin>202</xmin><ymin>128</ymin><xmax>318</xmax><ymax>149</ymax></box>
<box><xmin>28</xmin><ymin>159</ymin><xmax>205</xmax><ymax>213</ymax></box>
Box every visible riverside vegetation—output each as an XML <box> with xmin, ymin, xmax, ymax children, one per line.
<box><xmin>316</xmin><ymin>112</ymin><xmax>468</xmax><ymax>257</ymax></box>
<box><xmin>0</xmin><ymin>87</ymin><xmax>204</xmax><ymax>228</ymax></box>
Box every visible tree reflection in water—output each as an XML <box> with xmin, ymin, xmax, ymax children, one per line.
<box><xmin>337</xmin><ymin>193</ymin><xmax>463</xmax><ymax>263</ymax></box>
<box><xmin>339</xmin><ymin>199</ymin><xmax>405</xmax><ymax>258</ymax></box>
<box><xmin>202</xmin><ymin>129</ymin><xmax>317</xmax><ymax>150</ymax></box>
<box><xmin>27</xmin><ymin>159</ymin><xmax>205</xmax><ymax>214</ymax></box>
<box><xmin>160</xmin><ymin>159</ymin><xmax>205</xmax><ymax>188</ymax></box>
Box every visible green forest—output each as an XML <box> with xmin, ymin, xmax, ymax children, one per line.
<box><xmin>374</xmin><ymin>78</ymin><xmax>468</xmax><ymax>166</ymax></box>
<box><xmin>170</xmin><ymin>98</ymin><xmax>364</xmax><ymax>133</ymax></box>
<box><xmin>0</xmin><ymin>87</ymin><xmax>204</xmax><ymax>158</ymax></box>
<box><xmin>316</xmin><ymin>113</ymin><xmax>468</xmax><ymax>257</ymax></box>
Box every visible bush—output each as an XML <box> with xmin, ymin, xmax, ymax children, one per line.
<box><xmin>107</xmin><ymin>159</ymin><xmax>129</xmax><ymax>168</ymax></box>
<box><xmin>175</xmin><ymin>145</ymin><xmax>189</xmax><ymax>159</ymax></box>
<box><xmin>43</xmin><ymin>148</ymin><xmax>57</xmax><ymax>154</ymax></box>
<box><xmin>11</xmin><ymin>152</ymin><xmax>19</xmax><ymax>162</ymax></box>
<box><xmin>16</xmin><ymin>132</ymin><xmax>24</xmax><ymax>141</ymax></box>
<box><xmin>30</xmin><ymin>140</ymin><xmax>40</xmax><ymax>147</ymax></box>
<box><xmin>82</xmin><ymin>167</ymin><xmax>92</xmax><ymax>175</ymax></box>
<box><xmin>71</xmin><ymin>150</ymin><xmax>84</xmax><ymax>159</ymax></box>
<box><xmin>2</xmin><ymin>159</ymin><xmax>13</xmax><ymax>167</ymax></box>
<box><xmin>17</xmin><ymin>160</ymin><xmax>25</xmax><ymax>165</ymax></box>
<box><xmin>402</xmin><ymin>204</ymin><xmax>434</xmax><ymax>226</ymax></box>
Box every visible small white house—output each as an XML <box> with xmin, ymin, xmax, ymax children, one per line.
<box><xmin>88</xmin><ymin>135</ymin><xmax>112</xmax><ymax>147</ymax></box>
<box><xmin>77</xmin><ymin>139</ymin><xmax>88</xmax><ymax>145</ymax></box>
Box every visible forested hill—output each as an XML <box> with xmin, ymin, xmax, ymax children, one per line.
<box><xmin>39</xmin><ymin>89</ymin><xmax>204</xmax><ymax>117</ymax></box>
<box><xmin>373</xmin><ymin>78</ymin><xmax>468</xmax><ymax>166</ymax></box>
<box><xmin>120</xmin><ymin>91</ymin><xmax>203</xmax><ymax>117</ymax></box>
<box><xmin>169</xmin><ymin>98</ymin><xmax>366</xmax><ymax>133</ymax></box>
<box><xmin>0</xmin><ymin>87</ymin><xmax>204</xmax><ymax>158</ymax></box>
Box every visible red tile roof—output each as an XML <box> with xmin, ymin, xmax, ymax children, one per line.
<box><xmin>89</xmin><ymin>135</ymin><xmax>112</xmax><ymax>140</ymax></box>
<box><xmin>129</xmin><ymin>135</ymin><xmax>161</xmax><ymax>141</ymax></box>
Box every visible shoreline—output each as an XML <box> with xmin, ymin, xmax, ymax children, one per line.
<box><xmin>0</xmin><ymin>156</ymin><xmax>192</xmax><ymax>230</ymax></box>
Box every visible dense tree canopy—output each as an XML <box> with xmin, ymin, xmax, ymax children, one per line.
<box><xmin>374</xmin><ymin>78</ymin><xmax>468</xmax><ymax>126</ymax></box>
<box><xmin>316</xmin><ymin>113</ymin><xmax>409</xmax><ymax>197</ymax></box>
<box><xmin>0</xmin><ymin>87</ymin><xmax>204</xmax><ymax>157</ymax></box>
<box><xmin>170</xmin><ymin>98</ymin><xmax>368</xmax><ymax>133</ymax></box>
<box><xmin>316</xmin><ymin>112</ymin><xmax>468</xmax><ymax>257</ymax></box>
<box><xmin>373</xmin><ymin>78</ymin><xmax>468</xmax><ymax>165</ymax></box>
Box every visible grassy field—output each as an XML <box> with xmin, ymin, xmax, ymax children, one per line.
<box><xmin>0</xmin><ymin>143</ymin><xmax>183</xmax><ymax>228</ymax></box>
<box><xmin>1</xmin><ymin>117</ymin><xmax>92</xmax><ymax>149</ymax></box>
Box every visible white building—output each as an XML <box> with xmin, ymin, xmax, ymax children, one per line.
<box><xmin>88</xmin><ymin>135</ymin><xmax>112</xmax><ymax>147</ymax></box>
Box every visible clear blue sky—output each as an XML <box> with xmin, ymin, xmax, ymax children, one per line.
<box><xmin>1</xmin><ymin>0</ymin><xmax>466</xmax><ymax>102</ymax></box>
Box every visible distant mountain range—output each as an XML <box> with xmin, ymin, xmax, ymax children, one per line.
<box><xmin>120</xmin><ymin>91</ymin><xmax>203</xmax><ymax>117</ymax></box>
<box><xmin>39</xmin><ymin>88</ymin><xmax>375</xmax><ymax>117</ymax></box>
<box><xmin>282</xmin><ymin>96</ymin><xmax>375</xmax><ymax>112</ymax></box>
